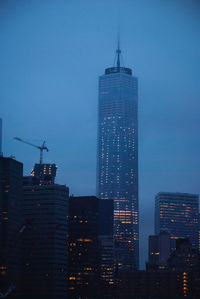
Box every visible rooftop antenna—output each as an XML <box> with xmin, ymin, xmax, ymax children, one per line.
<box><xmin>116</xmin><ymin>33</ymin><xmax>121</xmax><ymax>69</ymax></box>
<box><xmin>113</xmin><ymin>15</ymin><xmax>123</xmax><ymax>68</ymax></box>
<box><xmin>117</xmin><ymin>13</ymin><xmax>121</xmax><ymax>68</ymax></box>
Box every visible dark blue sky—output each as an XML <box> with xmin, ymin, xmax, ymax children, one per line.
<box><xmin>1</xmin><ymin>0</ymin><xmax>200</xmax><ymax>268</ymax></box>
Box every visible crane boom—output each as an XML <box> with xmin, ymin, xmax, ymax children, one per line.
<box><xmin>14</xmin><ymin>137</ymin><xmax>40</xmax><ymax>149</ymax></box>
<box><xmin>13</xmin><ymin>137</ymin><xmax>48</xmax><ymax>164</ymax></box>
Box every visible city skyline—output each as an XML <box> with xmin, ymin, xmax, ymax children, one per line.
<box><xmin>1</xmin><ymin>0</ymin><xmax>200</xmax><ymax>268</ymax></box>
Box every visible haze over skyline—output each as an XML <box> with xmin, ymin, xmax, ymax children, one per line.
<box><xmin>1</xmin><ymin>0</ymin><xmax>200</xmax><ymax>268</ymax></box>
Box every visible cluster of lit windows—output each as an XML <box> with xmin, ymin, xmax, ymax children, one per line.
<box><xmin>182</xmin><ymin>272</ymin><xmax>188</xmax><ymax>296</ymax></box>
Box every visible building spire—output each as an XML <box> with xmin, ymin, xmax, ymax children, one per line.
<box><xmin>116</xmin><ymin>33</ymin><xmax>121</xmax><ymax>69</ymax></box>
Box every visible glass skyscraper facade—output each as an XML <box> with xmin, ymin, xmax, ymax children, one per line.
<box><xmin>155</xmin><ymin>192</ymin><xmax>199</xmax><ymax>249</ymax></box>
<box><xmin>97</xmin><ymin>46</ymin><xmax>139</xmax><ymax>270</ymax></box>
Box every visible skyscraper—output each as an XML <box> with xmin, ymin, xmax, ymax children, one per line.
<box><xmin>0</xmin><ymin>118</ymin><xmax>2</xmax><ymax>156</ymax></box>
<box><xmin>97</xmin><ymin>43</ymin><xmax>139</xmax><ymax>270</ymax></box>
<box><xmin>0</xmin><ymin>157</ymin><xmax>23</xmax><ymax>299</ymax></box>
<box><xmin>155</xmin><ymin>192</ymin><xmax>199</xmax><ymax>249</ymax></box>
<box><xmin>147</xmin><ymin>231</ymin><xmax>171</xmax><ymax>270</ymax></box>
<box><xmin>99</xmin><ymin>198</ymin><xmax>114</xmax><ymax>284</ymax></box>
<box><xmin>68</xmin><ymin>196</ymin><xmax>114</xmax><ymax>298</ymax></box>
<box><xmin>22</xmin><ymin>170</ymin><xmax>69</xmax><ymax>299</ymax></box>
<box><xmin>68</xmin><ymin>196</ymin><xmax>100</xmax><ymax>298</ymax></box>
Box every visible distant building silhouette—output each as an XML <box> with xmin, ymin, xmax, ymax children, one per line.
<box><xmin>119</xmin><ymin>239</ymin><xmax>200</xmax><ymax>299</ymax></box>
<box><xmin>22</xmin><ymin>167</ymin><xmax>69</xmax><ymax>299</ymax></box>
<box><xmin>97</xmin><ymin>43</ymin><xmax>139</xmax><ymax>270</ymax></box>
<box><xmin>0</xmin><ymin>157</ymin><xmax>23</xmax><ymax>299</ymax></box>
<box><xmin>118</xmin><ymin>270</ymin><xmax>185</xmax><ymax>299</ymax></box>
<box><xmin>155</xmin><ymin>192</ymin><xmax>199</xmax><ymax>249</ymax></box>
<box><xmin>147</xmin><ymin>230</ymin><xmax>171</xmax><ymax>270</ymax></box>
<box><xmin>168</xmin><ymin>238</ymin><xmax>200</xmax><ymax>273</ymax></box>
<box><xmin>168</xmin><ymin>238</ymin><xmax>200</xmax><ymax>298</ymax></box>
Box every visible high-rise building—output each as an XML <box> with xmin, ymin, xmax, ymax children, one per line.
<box><xmin>68</xmin><ymin>196</ymin><xmax>114</xmax><ymax>298</ymax></box>
<box><xmin>68</xmin><ymin>196</ymin><xmax>100</xmax><ymax>298</ymax></box>
<box><xmin>199</xmin><ymin>214</ymin><xmax>200</xmax><ymax>252</ymax></box>
<box><xmin>97</xmin><ymin>43</ymin><xmax>139</xmax><ymax>270</ymax></box>
<box><xmin>155</xmin><ymin>192</ymin><xmax>199</xmax><ymax>249</ymax></box>
<box><xmin>168</xmin><ymin>238</ymin><xmax>200</xmax><ymax>273</ymax></box>
<box><xmin>147</xmin><ymin>231</ymin><xmax>171</xmax><ymax>270</ymax></box>
<box><xmin>0</xmin><ymin>157</ymin><xmax>23</xmax><ymax>298</ymax></box>
<box><xmin>0</xmin><ymin>118</ymin><xmax>2</xmax><ymax>156</ymax></box>
<box><xmin>99</xmin><ymin>199</ymin><xmax>114</xmax><ymax>284</ymax></box>
<box><xmin>118</xmin><ymin>271</ymin><xmax>187</xmax><ymax>299</ymax></box>
<box><xmin>22</xmin><ymin>175</ymin><xmax>69</xmax><ymax>299</ymax></box>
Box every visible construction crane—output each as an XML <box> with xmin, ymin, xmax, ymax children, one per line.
<box><xmin>13</xmin><ymin>137</ymin><xmax>48</xmax><ymax>164</ymax></box>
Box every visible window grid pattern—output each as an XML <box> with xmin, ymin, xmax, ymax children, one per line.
<box><xmin>97</xmin><ymin>72</ymin><xmax>139</xmax><ymax>270</ymax></box>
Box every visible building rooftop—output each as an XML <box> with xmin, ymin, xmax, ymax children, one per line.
<box><xmin>105</xmin><ymin>66</ymin><xmax>132</xmax><ymax>75</ymax></box>
<box><xmin>105</xmin><ymin>41</ymin><xmax>132</xmax><ymax>75</ymax></box>
<box><xmin>156</xmin><ymin>192</ymin><xmax>199</xmax><ymax>199</ymax></box>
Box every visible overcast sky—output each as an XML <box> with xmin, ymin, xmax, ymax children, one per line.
<box><xmin>1</xmin><ymin>0</ymin><xmax>200</xmax><ymax>268</ymax></box>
